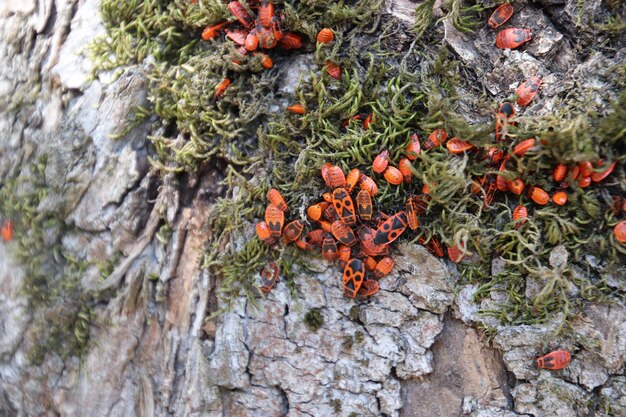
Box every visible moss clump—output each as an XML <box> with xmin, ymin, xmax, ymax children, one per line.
<box><xmin>304</xmin><ymin>308</ymin><xmax>324</xmax><ymax>332</ymax></box>
<box><xmin>330</xmin><ymin>398</ymin><xmax>342</xmax><ymax>413</ymax></box>
<box><xmin>1</xmin><ymin>155</ymin><xmax>96</xmax><ymax>363</ymax></box>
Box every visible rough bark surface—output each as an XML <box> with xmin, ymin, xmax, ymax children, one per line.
<box><xmin>1</xmin><ymin>1</ymin><xmax>625</xmax><ymax>417</ymax></box>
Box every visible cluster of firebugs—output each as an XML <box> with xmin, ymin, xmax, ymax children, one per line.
<box><xmin>248</xmin><ymin>2</ymin><xmax>626</xmax><ymax>371</ymax></box>
<box><xmin>201</xmin><ymin>1</ymin><xmax>337</xmax><ymax>99</ymax></box>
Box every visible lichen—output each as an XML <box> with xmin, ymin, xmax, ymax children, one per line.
<box><xmin>304</xmin><ymin>308</ymin><xmax>324</xmax><ymax>332</ymax></box>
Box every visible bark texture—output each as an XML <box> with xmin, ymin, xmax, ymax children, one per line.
<box><xmin>1</xmin><ymin>1</ymin><xmax>625</xmax><ymax>417</ymax></box>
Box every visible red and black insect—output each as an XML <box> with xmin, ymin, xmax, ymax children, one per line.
<box><xmin>343</xmin><ymin>259</ymin><xmax>365</xmax><ymax>298</ymax></box>
<box><xmin>331</xmin><ymin>220</ymin><xmax>357</xmax><ymax>246</ymax></box>
<box><xmin>406</xmin><ymin>198</ymin><xmax>419</xmax><ymax>230</ymax></box>
<box><xmin>322</xmin><ymin>234</ymin><xmax>339</xmax><ymax>261</ymax></box>
<box><xmin>283</xmin><ymin>220</ymin><xmax>304</xmax><ymax>242</ymax></box>
<box><xmin>373</xmin><ymin>257</ymin><xmax>394</xmax><ymax>278</ymax></box>
<box><xmin>358</xmin><ymin>279</ymin><xmax>379</xmax><ymax>297</ymax></box>
<box><xmin>495</xmin><ymin>102</ymin><xmax>516</xmax><ymax>142</ymax></box>
<box><xmin>265</xmin><ymin>204</ymin><xmax>284</xmax><ymax>236</ymax></box>
<box><xmin>374</xmin><ymin>211</ymin><xmax>408</xmax><ymax>245</ymax></box>
<box><xmin>496</xmin><ymin>28</ymin><xmax>532</xmax><ymax>49</ymax></box>
<box><xmin>358</xmin><ymin>225</ymin><xmax>389</xmax><ymax>257</ymax></box>
<box><xmin>259</xmin><ymin>262</ymin><xmax>279</xmax><ymax>292</ymax></box>
<box><xmin>332</xmin><ymin>187</ymin><xmax>357</xmax><ymax>225</ymax></box>
<box><xmin>228</xmin><ymin>1</ymin><xmax>255</xmax><ymax>28</ymax></box>
<box><xmin>516</xmin><ymin>76</ymin><xmax>542</xmax><ymax>107</ymax></box>
<box><xmin>536</xmin><ymin>350</ymin><xmax>571</xmax><ymax>370</ymax></box>
<box><xmin>487</xmin><ymin>3</ymin><xmax>514</xmax><ymax>28</ymax></box>
<box><xmin>356</xmin><ymin>189</ymin><xmax>373</xmax><ymax>221</ymax></box>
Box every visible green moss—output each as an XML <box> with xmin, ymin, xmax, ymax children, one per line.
<box><xmin>304</xmin><ymin>308</ymin><xmax>324</xmax><ymax>332</ymax></box>
<box><xmin>1</xmin><ymin>156</ymin><xmax>96</xmax><ymax>363</ymax></box>
<box><xmin>92</xmin><ymin>0</ymin><xmax>625</xmax><ymax>337</ymax></box>
<box><xmin>330</xmin><ymin>399</ymin><xmax>342</xmax><ymax>413</ymax></box>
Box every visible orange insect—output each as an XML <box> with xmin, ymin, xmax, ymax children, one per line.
<box><xmin>358</xmin><ymin>225</ymin><xmax>389</xmax><ymax>257</ymax></box>
<box><xmin>214</xmin><ymin>78</ymin><xmax>232</xmax><ymax>99</ymax></box>
<box><xmin>553</xmin><ymin>164</ymin><xmax>567</xmax><ymax>182</ymax></box>
<box><xmin>413</xmin><ymin>194</ymin><xmax>430</xmax><ymax>215</ymax></box>
<box><xmin>406</xmin><ymin>198</ymin><xmax>419</xmax><ymax>230</ymax></box>
<box><xmin>256</xmin><ymin>52</ymin><xmax>273</xmax><ymax>69</ymax></box>
<box><xmin>363</xmin><ymin>256</ymin><xmax>378</xmax><ymax>271</ymax></box>
<box><xmin>446</xmin><ymin>137</ymin><xmax>475</xmax><ymax>154</ymax></box>
<box><xmin>497</xmin><ymin>161</ymin><xmax>509</xmax><ymax>192</ymax></box>
<box><xmin>406</xmin><ymin>133</ymin><xmax>421</xmax><ymax>160</ymax></box>
<box><xmin>614</xmin><ymin>220</ymin><xmax>626</xmax><ymax>243</ymax></box>
<box><xmin>421</xmin><ymin>183</ymin><xmax>431</xmax><ymax>195</ymax></box>
<box><xmin>507</xmin><ymin>178</ymin><xmax>525</xmax><ymax>195</ymax></box>
<box><xmin>322</xmin><ymin>192</ymin><xmax>333</xmax><ymax>203</ymax></box>
<box><xmin>372</xmin><ymin>150</ymin><xmax>389</xmax><ymax>174</ymax></box>
<box><xmin>424</xmin><ymin>129</ymin><xmax>447</xmax><ymax>150</ymax></box>
<box><xmin>283</xmin><ymin>220</ymin><xmax>304</xmax><ymax>242</ymax></box>
<box><xmin>323</xmin><ymin>204</ymin><xmax>337</xmax><ymax>222</ymax></box>
<box><xmin>359</xmin><ymin>174</ymin><xmax>378</xmax><ymax>196</ymax></box>
<box><xmin>513</xmin><ymin>138</ymin><xmax>536</xmax><ymax>156</ymax></box>
<box><xmin>488</xmin><ymin>3</ymin><xmax>514</xmax><ymax>28</ymax></box>
<box><xmin>495</xmin><ymin>102</ymin><xmax>516</xmax><ymax>142</ymax></box>
<box><xmin>512</xmin><ymin>205</ymin><xmax>528</xmax><ymax>229</ymax></box>
<box><xmin>384</xmin><ymin>166</ymin><xmax>403</xmax><ymax>186</ymax></box>
<box><xmin>321</xmin><ymin>162</ymin><xmax>333</xmax><ymax>187</ymax></box>
<box><xmin>356</xmin><ymin>189</ymin><xmax>373</xmax><ymax>221</ymax></box>
<box><xmin>327</xmin><ymin>166</ymin><xmax>346</xmax><ymax>189</ymax></box>
<box><xmin>346</xmin><ymin>168</ymin><xmax>360</xmax><ymax>193</ymax></box>
<box><xmin>418</xmin><ymin>232</ymin><xmax>445</xmax><ymax>257</ymax></box>
<box><xmin>201</xmin><ymin>21</ymin><xmax>229</xmax><ymax>41</ymax></box>
<box><xmin>287</xmin><ymin>103</ymin><xmax>305</xmax><ymax>114</ymax></box>
<box><xmin>226</xmin><ymin>29</ymin><xmax>248</xmax><ymax>45</ymax></box>
<box><xmin>373</xmin><ymin>257</ymin><xmax>394</xmax><ymax>278</ymax></box>
<box><xmin>482</xmin><ymin>176</ymin><xmax>498</xmax><ymax>208</ymax></box>
<box><xmin>267</xmin><ymin>188</ymin><xmax>288</xmax><ymax>211</ymax></box>
<box><xmin>578</xmin><ymin>176</ymin><xmax>591</xmax><ymax>188</ymax></box>
<box><xmin>307</xmin><ymin>202</ymin><xmax>327</xmax><ymax>222</ymax></box>
<box><xmin>611</xmin><ymin>196</ymin><xmax>625</xmax><ymax>216</ymax></box>
<box><xmin>295</xmin><ymin>239</ymin><xmax>314</xmax><ymax>251</ymax></box>
<box><xmin>552</xmin><ymin>191</ymin><xmax>568</xmax><ymax>206</ymax></box>
<box><xmin>332</xmin><ymin>187</ymin><xmax>357</xmax><ymax>225</ymax></box>
<box><xmin>363</xmin><ymin>114</ymin><xmax>374</xmax><ymax>130</ymax></box>
<box><xmin>317</xmin><ymin>28</ymin><xmax>334</xmax><ymax>44</ymax></box>
<box><xmin>343</xmin><ymin>259</ymin><xmax>365</xmax><ymax>299</ymax></box>
<box><xmin>245</xmin><ymin>30</ymin><xmax>260</xmax><ymax>51</ymax></box>
<box><xmin>320</xmin><ymin>219</ymin><xmax>332</xmax><ymax>233</ymax></box>
<box><xmin>265</xmin><ymin>204</ymin><xmax>284</xmax><ymax>236</ymax></box>
<box><xmin>259</xmin><ymin>1</ymin><xmax>274</xmax><ymax>28</ymax></box>
<box><xmin>516</xmin><ymin>76</ymin><xmax>542</xmax><ymax>107</ymax></box>
<box><xmin>1</xmin><ymin>219</ymin><xmax>13</xmax><ymax>242</ymax></box>
<box><xmin>447</xmin><ymin>243</ymin><xmax>466</xmax><ymax>263</ymax></box>
<box><xmin>307</xmin><ymin>229</ymin><xmax>325</xmax><ymax>245</ymax></box>
<box><xmin>256</xmin><ymin>221</ymin><xmax>273</xmax><ymax>242</ymax></box>
<box><xmin>579</xmin><ymin>161</ymin><xmax>593</xmax><ymax>178</ymax></box>
<box><xmin>270</xmin><ymin>16</ymin><xmax>283</xmax><ymax>42</ymax></box>
<box><xmin>537</xmin><ymin>350</ymin><xmax>572</xmax><ymax>370</ymax></box>
<box><xmin>495</xmin><ymin>28</ymin><xmax>532</xmax><ymax>49</ymax></box>
<box><xmin>228</xmin><ymin>1</ymin><xmax>255</xmax><ymax>28</ymax></box>
<box><xmin>374</xmin><ymin>211</ymin><xmax>408</xmax><ymax>245</ymax></box>
<box><xmin>278</xmin><ymin>32</ymin><xmax>303</xmax><ymax>49</ymax></box>
<box><xmin>259</xmin><ymin>262</ymin><xmax>279</xmax><ymax>292</ymax></box>
<box><xmin>527</xmin><ymin>186</ymin><xmax>550</xmax><ymax>205</ymax></box>
<box><xmin>591</xmin><ymin>160</ymin><xmax>616</xmax><ymax>183</ymax></box>
<box><xmin>331</xmin><ymin>220</ymin><xmax>357</xmax><ymax>246</ymax></box>
<box><xmin>358</xmin><ymin>280</ymin><xmax>380</xmax><ymax>297</ymax></box>
<box><xmin>322</xmin><ymin>234</ymin><xmax>339</xmax><ymax>261</ymax></box>
<box><xmin>569</xmin><ymin>165</ymin><xmax>581</xmax><ymax>182</ymax></box>
<box><xmin>338</xmin><ymin>245</ymin><xmax>351</xmax><ymax>263</ymax></box>
<box><xmin>257</xmin><ymin>24</ymin><xmax>278</xmax><ymax>49</ymax></box>
<box><xmin>398</xmin><ymin>158</ymin><xmax>413</xmax><ymax>183</ymax></box>
<box><xmin>487</xmin><ymin>147</ymin><xmax>504</xmax><ymax>165</ymax></box>
<box><xmin>325</xmin><ymin>61</ymin><xmax>341</xmax><ymax>80</ymax></box>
